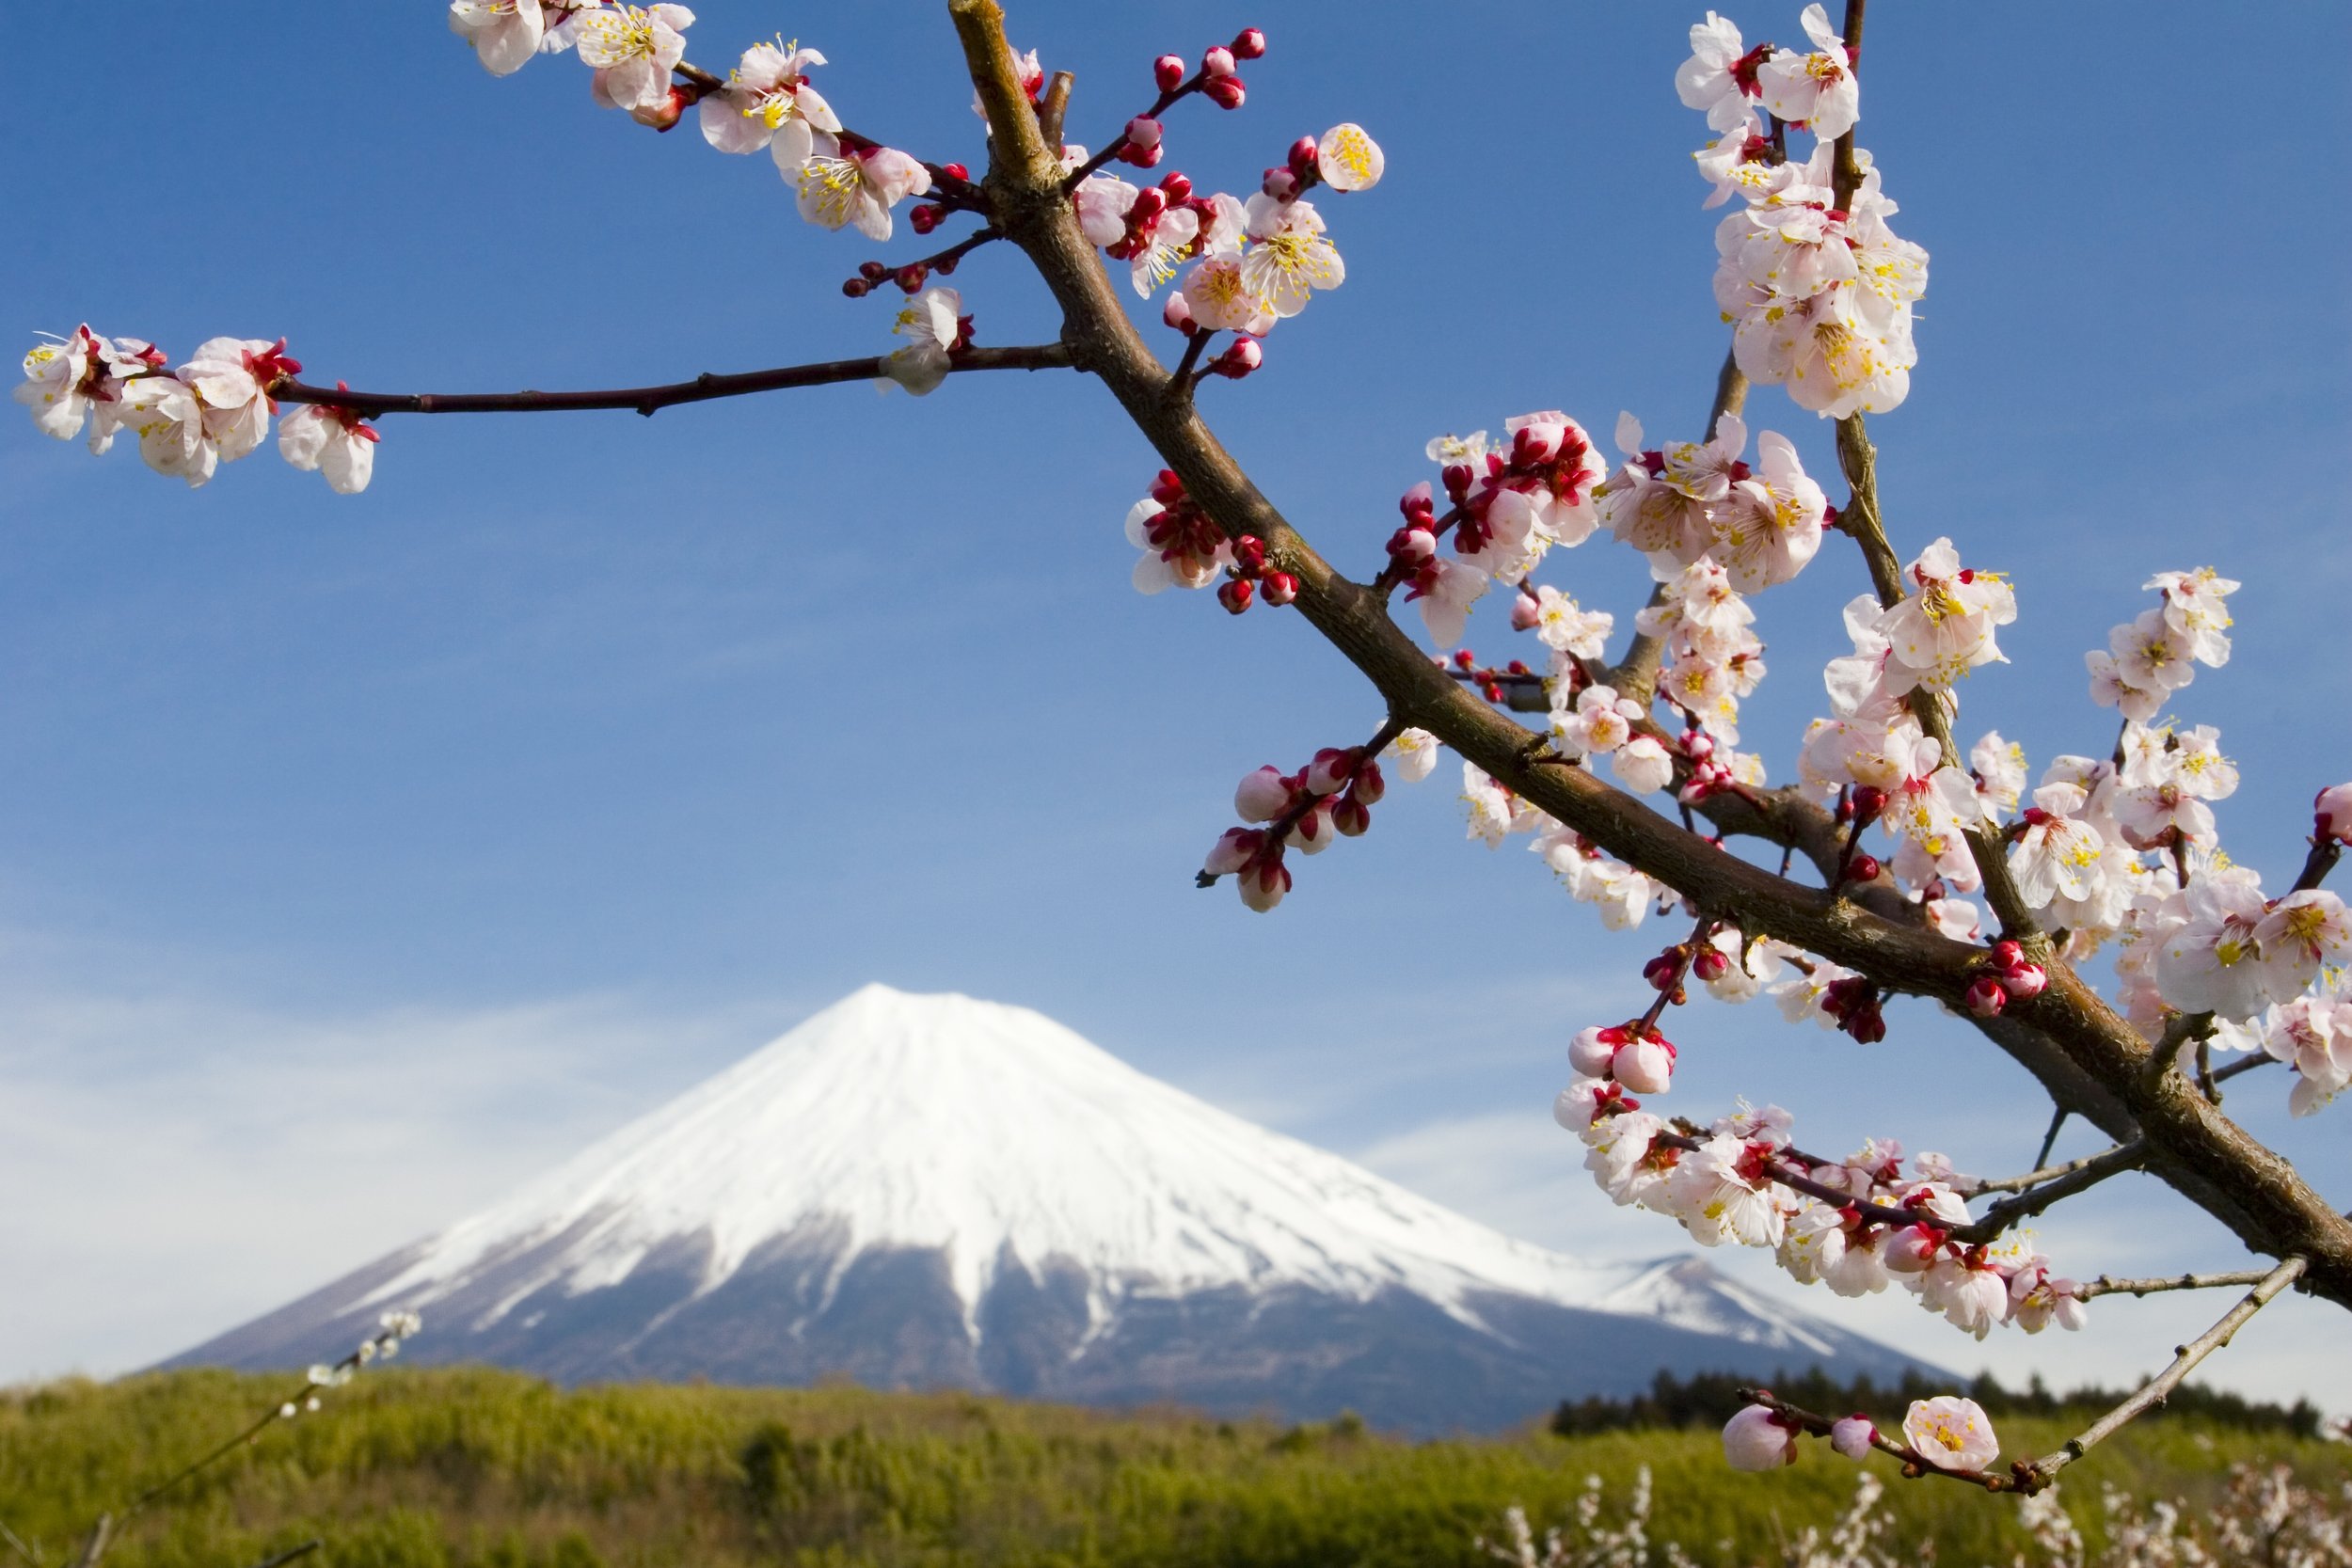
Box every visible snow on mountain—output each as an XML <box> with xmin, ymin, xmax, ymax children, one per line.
<box><xmin>170</xmin><ymin>985</ymin><xmax>1938</xmax><ymax>1430</ymax></box>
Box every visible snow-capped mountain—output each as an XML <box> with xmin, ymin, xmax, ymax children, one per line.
<box><xmin>171</xmin><ymin>985</ymin><xmax>1934</xmax><ymax>1431</ymax></box>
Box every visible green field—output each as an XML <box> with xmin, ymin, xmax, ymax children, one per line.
<box><xmin>2</xmin><ymin>1369</ymin><xmax>2343</xmax><ymax>1567</ymax></box>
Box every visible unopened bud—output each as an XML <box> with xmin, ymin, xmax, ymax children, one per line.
<box><xmin>1261</xmin><ymin>167</ymin><xmax>1300</xmax><ymax>201</ymax></box>
<box><xmin>629</xmin><ymin>87</ymin><xmax>688</xmax><ymax>131</ymax></box>
<box><xmin>1287</xmin><ymin>135</ymin><xmax>1319</xmax><ymax>174</ymax></box>
<box><xmin>1230</xmin><ymin>26</ymin><xmax>1266</xmax><ymax>59</ymax></box>
<box><xmin>1347</xmin><ymin>761</ymin><xmax>1384</xmax><ymax>805</ymax></box>
<box><xmin>841</xmin><ymin>277</ymin><xmax>871</xmax><ymax>298</ymax></box>
<box><xmin>1510</xmin><ymin>596</ymin><xmax>1541</xmax><ymax>632</ymax></box>
<box><xmin>1217</xmin><ymin>577</ymin><xmax>1254</xmax><ymax>614</ymax></box>
<box><xmin>942</xmin><ymin>162</ymin><xmax>971</xmax><ymax>182</ymax></box>
<box><xmin>1129</xmin><ymin>185</ymin><xmax>1168</xmax><ymax>222</ymax></box>
<box><xmin>1231</xmin><ymin>534</ymin><xmax>1267</xmax><ymax>575</ymax></box>
<box><xmin>1262</xmin><ymin>570</ymin><xmax>1298</xmax><ymax>606</ymax></box>
<box><xmin>1849</xmin><ymin>784</ymin><xmax>1888</xmax><ymax>821</ymax></box>
<box><xmin>2003</xmin><ymin>962</ymin><xmax>2047</xmax><ymax>999</ymax></box>
<box><xmin>1203</xmin><ymin>74</ymin><xmax>1247</xmax><ymax>110</ymax></box>
<box><xmin>1990</xmin><ymin>939</ymin><xmax>2026</xmax><ymax>973</ymax></box>
<box><xmin>1330</xmin><ymin>794</ymin><xmax>1371</xmax><ymax>836</ymax></box>
<box><xmin>1163</xmin><ymin>293</ymin><xmax>1199</xmax><ymax>334</ymax></box>
<box><xmin>1844</xmin><ymin>851</ymin><xmax>1882</xmax><ymax>884</ymax></box>
<box><xmin>1441</xmin><ymin>461</ymin><xmax>1473</xmax><ymax>500</ymax></box>
<box><xmin>1201</xmin><ymin>45</ymin><xmax>1236</xmax><ymax>77</ymax></box>
<box><xmin>1234</xmin><ymin>766</ymin><xmax>1291</xmax><ymax>822</ymax></box>
<box><xmin>1963</xmin><ymin>976</ymin><xmax>2008</xmax><ymax>1018</ymax></box>
<box><xmin>1692</xmin><ymin>946</ymin><xmax>1730</xmax><ymax>982</ymax></box>
<box><xmin>1157</xmin><ymin>171</ymin><xmax>1194</xmax><ymax>203</ymax></box>
<box><xmin>1387</xmin><ymin>528</ymin><xmax>1437</xmax><ymax>567</ymax></box>
<box><xmin>1153</xmin><ymin>55</ymin><xmax>1186</xmax><ymax>92</ymax></box>
<box><xmin>2317</xmin><ymin>783</ymin><xmax>2352</xmax><ymax>845</ymax></box>
<box><xmin>1120</xmin><ymin>138</ymin><xmax>1166</xmax><ymax>169</ymax></box>
<box><xmin>909</xmin><ymin>203</ymin><xmax>942</xmax><ymax>235</ymax></box>
<box><xmin>859</xmin><ymin>261</ymin><xmax>889</xmax><ymax>282</ymax></box>
<box><xmin>1304</xmin><ymin>746</ymin><xmax>1356</xmax><ymax>796</ymax></box>
<box><xmin>896</xmin><ymin>263</ymin><xmax>929</xmax><ymax>293</ymax></box>
<box><xmin>1211</xmin><ymin>336</ymin><xmax>1263</xmax><ymax>377</ymax></box>
<box><xmin>1237</xmin><ymin>856</ymin><xmax>1289</xmax><ymax>912</ymax></box>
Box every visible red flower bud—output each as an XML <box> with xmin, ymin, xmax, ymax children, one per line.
<box><xmin>1217</xmin><ymin>578</ymin><xmax>1254</xmax><ymax>615</ymax></box>
<box><xmin>1158</xmin><ymin>171</ymin><xmax>1194</xmax><ymax>203</ymax></box>
<box><xmin>909</xmin><ymin>203</ymin><xmax>942</xmax><ymax>235</ymax></box>
<box><xmin>1287</xmin><ymin>135</ymin><xmax>1319</xmax><ymax>173</ymax></box>
<box><xmin>1153</xmin><ymin>55</ymin><xmax>1186</xmax><ymax>92</ymax></box>
<box><xmin>859</xmin><ymin>261</ymin><xmax>889</xmax><ymax>282</ymax></box>
<box><xmin>1231</xmin><ymin>534</ymin><xmax>1267</xmax><ymax>575</ymax></box>
<box><xmin>1203</xmin><ymin>74</ymin><xmax>1247</xmax><ymax>109</ymax></box>
<box><xmin>1845</xmin><ymin>852</ymin><xmax>1882</xmax><ymax>884</ymax></box>
<box><xmin>896</xmin><ymin>263</ymin><xmax>929</xmax><ymax>293</ymax></box>
<box><xmin>1849</xmin><ymin>784</ymin><xmax>1888</xmax><ymax>821</ymax></box>
<box><xmin>840</xmin><ymin>278</ymin><xmax>871</xmax><ymax>298</ymax></box>
<box><xmin>1262</xmin><ymin>570</ymin><xmax>1299</xmax><ymax>606</ymax></box>
<box><xmin>1201</xmin><ymin>45</ymin><xmax>1237</xmax><ymax>77</ymax></box>
<box><xmin>1963</xmin><ymin>976</ymin><xmax>2008</xmax><ymax>1018</ymax></box>
<box><xmin>1261</xmin><ymin>167</ymin><xmax>1300</xmax><ymax>201</ymax></box>
<box><xmin>1509</xmin><ymin>596</ymin><xmax>1541</xmax><ymax>632</ymax></box>
<box><xmin>1692</xmin><ymin>947</ymin><xmax>1730</xmax><ymax>982</ymax></box>
<box><xmin>942</xmin><ymin>163</ymin><xmax>971</xmax><ymax>182</ymax></box>
<box><xmin>1230</xmin><ymin>27</ymin><xmax>1266</xmax><ymax>59</ymax></box>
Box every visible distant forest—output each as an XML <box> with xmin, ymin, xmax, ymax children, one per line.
<box><xmin>1548</xmin><ymin>1366</ymin><xmax>2328</xmax><ymax>1439</ymax></box>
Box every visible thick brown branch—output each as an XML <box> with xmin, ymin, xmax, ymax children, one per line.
<box><xmin>951</xmin><ymin>0</ymin><xmax>2352</xmax><ymax>1313</ymax></box>
<box><xmin>271</xmin><ymin>344</ymin><xmax>1071</xmax><ymax>420</ymax></box>
<box><xmin>2020</xmin><ymin>1257</ymin><xmax>2307</xmax><ymax>1490</ymax></box>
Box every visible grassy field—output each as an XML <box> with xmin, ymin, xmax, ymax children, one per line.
<box><xmin>1</xmin><ymin>1369</ymin><xmax>2343</xmax><ymax>1568</ymax></box>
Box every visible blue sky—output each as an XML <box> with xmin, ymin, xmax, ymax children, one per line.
<box><xmin>6</xmin><ymin>3</ymin><xmax>2349</xmax><ymax>1408</ymax></box>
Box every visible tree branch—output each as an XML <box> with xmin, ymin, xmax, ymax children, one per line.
<box><xmin>269</xmin><ymin>344</ymin><xmax>1072</xmax><ymax>420</ymax></box>
<box><xmin>2077</xmin><ymin>1267</ymin><xmax>2288</xmax><ymax>1300</ymax></box>
<box><xmin>1954</xmin><ymin>1139</ymin><xmax>2143</xmax><ymax>1198</ymax></box>
<box><xmin>950</xmin><ymin>0</ymin><xmax>2352</xmax><ymax>1314</ymax></box>
<box><xmin>1736</xmin><ymin>1386</ymin><xmax>2013</xmax><ymax>1493</ymax></box>
<box><xmin>2020</xmin><ymin>1256</ymin><xmax>2307</xmax><ymax>1489</ymax></box>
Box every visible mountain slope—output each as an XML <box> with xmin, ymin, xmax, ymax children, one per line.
<box><xmin>170</xmin><ymin>985</ymin><xmax>1937</xmax><ymax>1431</ymax></box>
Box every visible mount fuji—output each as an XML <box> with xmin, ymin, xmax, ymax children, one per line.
<box><xmin>170</xmin><ymin>985</ymin><xmax>1935</xmax><ymax>1432</ymax></box>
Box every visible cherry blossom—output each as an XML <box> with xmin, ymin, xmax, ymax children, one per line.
<box><xmin>1528</xmin><ymin>585</ymin><xmax>1614</xmax><ymax>657</ymax></box>
<box><xmin>1676</xmin><ymin>12</ymin><xmax>1768</xmax><ymax>132</ymax></box>
<box><xmin>1829</xmin><ymin>1416</ymin><xmax>1876</xmax><ymax>1460</ymax></box>
<box><xmin>178</xmin><ymin>336</ymin><xmax>301</xmax><ymax>463</ymax></box>
<box><xmin>278</xmin><ymin>393</ymin><xmax>381</xmax><ymax>494</ymax></box>
<box><xmin>2253</xmin><ymin>890</ymin><xmax>2352</xmax><ymax>1003</ymax></box>
<box><xmin>1692</xmin><ymin>111</ymin><xmax>1779</xmax><ymax>210</ymax></box>
<box><xmin>2146</xmin><ymin>567</ymin><xmax>2238</xmax><ymax>666</ymax></box>
<box><xmin>1124</xmin><ymin>472</ymin><xmax>1232</xmax><ymax>594</ymax></box>
<box><xmin>700</xmin><ymin>40</ymin><xmax>839</xmax><ymax>171</ymax></box>
<box><xmin>879</xmin><ymin>286</ymin><xmax>971</xmax><ymax>396</ymax></box>
<box><xmin>1237</xmin><ymin>195</ymin><xmax>1344</xmax><ymax>317</ymax></box>
<box><xmin>17</xmin><ymin>326</ymin><xmax>161</xmax><ymax>448</ymax></box>
<box><xmin>1709</xmin><ymin>430</ymin><xmax>1827</xmax><ymax>591</ymax></box>
<box><xmin>1875</xmin><ymin>538</ymin><xmax>2014</xmax><ymax>691</ymax></box>
<box><xmin>1756</xmin><ymin>4</ymin><xmax>1859</xmax><ymax>139</ymax></box>
<box><xmin>1900</xmin><ymin>1396</ymin><xmax>1997</xmax><ymax>1472</ymax></box>
<box><xmin>2155</xmin><ymin>871</ymin><xmax>2275</xmax><ymax>1021</ymax></box>
<box><xmin>574</xmin><ymin>4</ymin><xmax>692</xmax><ymax>114</ymax></box>
<box><xmin>119</xmin><ymin>375</ymin><xmax>216</xmax><ymax>489</ymax></box>
<box><xmin>1314</xmin><ymin>123</ymin><xmax>1384</xmax><ymax>193</ymax></box>
<box><xmin>1613</xmin><ymin>736</ymin><xmax>1677</xmax><ymax>796</ymax></box>
<box><xmin>796</xmin><ymin>132</ymin><xmax>932</xmax><ymax>240</ymax></box>
<box><xmin>1382</xmin><ymin>727</ymin><xmax>1441</xmax><ymax>784</ymax></box>
<box><xmin>447</xmin><ymin>0</ymin><xmax>545</xmax><ymax>76</ymax></box>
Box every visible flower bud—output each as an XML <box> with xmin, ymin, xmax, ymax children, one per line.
<box><xmin>2317</xmin><ymin>783</ymin><xmax>2352</xmax><ymax>845</ymax></box>
<box><xmin>2002</xmin><ymin>961</ymin><xmax>2047</xmax><ymax>999</ymax></box>
<box><xmin>1441</xmin><ymin>461</ymin><xmax>1473</xmax><ymax>500</ymax></box>
<box><xmin>1212</xmin><ymin>336</ymin><xmax>1263</xmax><ymax>377</ymax></box>
<box><xmin>1304</xmin><ymin>747</ymin><xmax>1356</xmax><ymax>797</ymax></box>
<box><xmin>1287</xmin><ymin>802</ymin><xmax>1334</xmax><ymax>853</ymax></box>
<box><xmin>1126</xmin><ymin>116</ymin><xmax>1165</xmax><ymax>151</ymax></box>
<box><xmin>1692</xmin><ymin>945</ymin><xmax>1730</xmax><ymax>982</ymax></box>
<box><xmin>1262</xmin><ymin>570</ymin><xmax>1299</xmax><ymax>606</ymax></box>
<box><xmin>896</xmin><ymin>263</ymin><xmax>930</xmax><ymax>293</ymax></box>
<box><xmin>1230</xmin><ymin>26</ymin><xmax>1266</xmax><ymax>58</ymax></box>
<box><xmin>1509</xmin><ymin>595</ymin><xmax>1541</xmax><ymax>632</ymax></box>
<box><xmin>1201</xmin><ymin>827</ymin><xmax>1262</xmax><ymax>877</ymax></box>
<box><xmin>1237</xmin><ymin>857</ymin><xmax>1289</xmax><ymax>912</ymax></box>
<box><xmin>1883</xmin><ymin>1223</ymin><xmax>1942</xmax><ymax>1274</ymax></box>
<box><xmin>1163</xmin><ymin>293</ymin><xmax>1199</xmax><ymax>334</ymax></box>
<box><xmin>1230</xmin><ymin>533</ymin><xmax>1267</xmax><ymax>575</ymax></box>
<box><xmin>859</xmin><ymin>261</ymin><xmax>889</xmax><ymax>282</ymax></box>
<box><xmin>1347</xmin><ymin>761</ymin><xmax>1384</xmax><ymax>805</ymax></box>
<box><xmin>1288</xmin><ymin>135</ymin><xmax>1319</xmax><ymax>171</ymax></box>
<box><xmin>1261</xmin><ymin>167</ymin><xmax>1300</xmax><ymax>201</ymax></box>
<box><xmin>909</xmin><ymin>203</ymin><xmax>942</xmax><ymax>235</ymax></box>
<box><xmin>1844</xmin><ymin>851</ymin><xmax>1882</xmax><ymax>884</ymax></box>
<box><xmin>1612</xmin><ymin>1036</ymin><xmax>1675</xmax><ymax>1095</ymax></box>
<box><xmin>1234</xmin><ymin>766</ymin><xmax>1292</xmax><ymax>822</ymax></box>
<box><xmin>1721</xmin><ymin>1406</ymin><xmax>1799</xmax><ymax>1472</ymax></box>
<box><xmin>1849</xmin><ymin>784</ymin><xmax>1888</xmax><ymax>821</ymax></box>
<box><xmin>1203</xmin><ymin>74</ymin><xmax>1247</xmax><ymax>109</ymax></box>
<box><xmin>1387</xmin><ymin>527</ymin><xmax>1437</xmax><ymax>567</ymax></box>
<box><xmin>1830</xmin><ymin>1416</ymin><xmax>1876</xmax><ymax>1461</ymax></box>
<box><xmin>1568</xmin><ymin>1025</ymin><xmax>1618</xmax><ymax>1080</ymax></box>
<box><xmin>1218</xmin><ymin>577</ymin><xmax>1254</xmax><ymax>614</ymax></box>
<box><xmin>942</xmin><ymin>163</ymin><xmax>970</xmax><ymax>182</ymax></box>
<box><xmin>629</xmin><ymin>87</ymin><xmax>688</xmax><ymax>131</ymax></box>
<box><xmin>1329</xmin><ymin>794</ymin><xmax>1371</xmax><ymax>836</ymax></box>
<box><xmin>1201</xmin><ymin>45</ymin><xmax>1236</xmax><ymax>77</ymax></box>
<box><xmin>1158</xmin><ymin>171</ymin><xmax>1194</xmax><ymax>203</ymax></box>
<box><xmin>841</xmin><ymin>277</ymin><xmax>871</xmax><ymax>298</ymax></box>
<box><xmin>1153</xmin><ymin>54</ymin><xmax>1188</xmax><ymax>92</ymax></box>
<box><xmin>1963</xmin><ymin>976</ymin><xmax>2008</xmax><ymax>1018</ymax></box>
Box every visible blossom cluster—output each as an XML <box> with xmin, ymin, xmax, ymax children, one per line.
<box><xmin>17</xmin><ymin>327</ymin><xmax>378</xmax><ymax>494</ymax></box>
<box><xmin>1559</xmin><ymin>1082</ymin><xmax>2088</xmax><ymax>1343</ymax></box>
<box><xmin>278</xmin><ymin>1308</ymin><xmax>423</xmax><ymax>1419</ymax></box>
<box><xmin>1199</xmin><ymin>745</ymin><xmax>1386</xmax><ymax>911</ymax></box>
<box><xmin>1723</xmin><ymin>1393</ymin><xmax>2000</xmax><ymax>1476</ymax></box>
<box><xmin>1683</xmin><ymin>8</ymin><xmax>1927</xmax><ymax>418</ymax></box>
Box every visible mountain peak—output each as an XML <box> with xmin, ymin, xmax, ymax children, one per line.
<box><xmin>170</xmin><ymin>987</ymin><xmax>1937</xmax><ymax>1431</ymax></box>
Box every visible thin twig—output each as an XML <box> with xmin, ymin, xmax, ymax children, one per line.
<box><xmin>2021</xmin><ymin>1257</ymin><xmax>2308</xmax><ymax>1490</ymax></box>
<box><xmin>1955</xmin><ymin>1138</ymin><xmax>2141</xmax><ymax>1198</ymax></box>
<box><xmin>271</xmin><ymin>343</ymin><xmax>1072</xmax><ymax>420</ymax></box>
<box><xmin>0</xmin><ymin>1517</ymin><xmax>42</xmax><ymax>1568</ymax></box>
<box><xmin>2077</xmin><ymin>1268</ymin><xmax>2288</xmax><ymax>1300</ymax></box>
<box><xmin>2030</xmin><ymin>1106</ymin><xmax>2068</xmax><ymax>1174</ymax></box>
<box><xmin>244</xmin><ymin>1543</ymin><xmax>323</xmax><ymax>1568</ymax></box>
<box><xmin>1737</xmin><ymin>1387</ymin><xmax>2012</xmax><ymax>1493</ymax></box>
